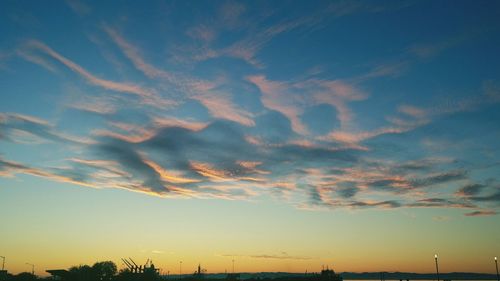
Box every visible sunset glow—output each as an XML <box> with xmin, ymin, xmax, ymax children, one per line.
<box><xmin>1</xmin><ymin>0</ymin><xmax>499</xmax><ymax>277</ymax></box>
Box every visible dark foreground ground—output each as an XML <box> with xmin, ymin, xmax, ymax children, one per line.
<box><xmin>1</xmin><ymin>269</ymin><xmax>498</xmax><ymax>281</ymax></box>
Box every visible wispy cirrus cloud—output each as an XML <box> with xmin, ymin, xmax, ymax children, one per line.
<box><xmin>247</xmin><ymin>75</ymin><xmax>366</xmax><ymax>135</ymax></box>
<box><xmin>464</xmin><ymin>210</ymin><xmax>497</xmax><ymax>217</ymax></box>
<box><xmin>3</xmin><ymin>1</ymin><xmax>500</xmax><ymax>218</ymax></box>
<box><xmin>103</xmin><ymin>25</ymin><xmax>173</xmax><ymax>80</ymax></box>
<box><xmin>218</xmin><ymin>252</ymin><xmax>313</xmax><ymax>260</ymax></box>
<box><xmin>408</xmin><ymin>33</ymin><xmax>471</xmax><ymax>59</ymax></box>
<box><xmin>178</xmin><ymin>0</ymin><xmax>410</xmax><ymax>67</ymax></box>
<box><xmin>23</xmin><ymin>114</ymin><xmax>481</xmax><ymax>214</ymax></box>
<box><xmin>103</xmin><ymin>26</ymin><xmax>255</xmax><ymax>127</ymax></box>
<box><xmin>0</xmin><ymin>113</ymin><xmax>91</xmax><ymax>144</ymax></box>
<box><xmin>0</xmin><ymin>156</ymin><xmax>97</xmax><ymax>188</ymax></box>
<box><xmin>18</xmin><ymin>40</ymin><xmax>173</xmax><ymax>108</ymax></box>
<box><xmin>190</xmin><ymin>91</ymin><xmax>255</xmax><ymax>127</ymax></box>
<box><xmin>65</xmin><ymin>0</ymin><xmax>91</xmax><ymax>17</ymax></box>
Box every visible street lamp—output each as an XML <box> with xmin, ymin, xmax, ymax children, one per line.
<box><xmin>26</xmin><ymin>263</ymin><xmax>34</xmax><ymax>275</ymax></box>
<box><xmin>434</xmin><ymin>254</ymin><xmax>440</xmax><ymax>281</ymax></box>
<box><xmin>179</xmin><ymin>261</ymin><xmax>182</xmax><ymax>279</ymax></box>
<box><xmin>495</xmin><ymin>257</ymin><xmax>499</xmax><ymax>281</ymax></box>
<box><xmin>0</xmin><ymin>256</ymin><xmax>5</xmax><ymax>271</ymax></box>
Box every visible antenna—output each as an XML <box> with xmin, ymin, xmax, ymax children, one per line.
<box><xmin>0</xmin><ymin>256</ymin><xmax>5</xmax><ymax>271</ymax></box>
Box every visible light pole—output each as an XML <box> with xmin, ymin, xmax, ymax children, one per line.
<box><xmin>26</xmin><ymin>263</ymin><xmax>34</xmax><ymax>275</ymax></box>
<box><xmin>0</xmin><ymin>256</ymin><xmax>5</xmax><ymax>271</ymax></box>
<box><xmin>495</xmin><ymin>257</ymin><xmax>499</xmax><ymax>281</ymax></box>
<box><xmin>179</xmin><ymin>261</ymin><xmax>182</xmax><ymax>279</ymax></box>
<box><xmin>434</xmin><ymin>254</ymin><xmax>440</xmax><ymax>281</ymax></box>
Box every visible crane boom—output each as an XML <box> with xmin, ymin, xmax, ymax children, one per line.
<box><xmin>129</xmin><ymin>258</ymin><xmax>140</xmax><ymax>272</ymax></box>
<box><xmin>122</xmin><ymin>258</ymin><xmax>133</xmax><ymax>270</ymax></box>
<box><xmin>129</xmin><ymin>258</ymin><xmax>139</xmax><ymax>268</ymax></box>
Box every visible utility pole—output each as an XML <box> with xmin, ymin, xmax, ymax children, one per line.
<box><xmin>0</xmin><ymin>256</ymin><xmax>5</xmax><ymax>271</ymax></box>
<box><xmin>232</xmin><ymin>258</ymin><xmax>235</xmax><ymax>274</ymax></box>
<box><xmin>495</xmin><ymin>257</ymin><xmax>499</xmax><ymax>281</ymax></box>
<box><xmin>26</xmin><ymin>263</ymin><xmax>34</xmax><ymax>275</ymax></box>
<box><xmin>434</xmin><ymin>255</ymin><xmax>440</xmax><ymax>281</ymax></box>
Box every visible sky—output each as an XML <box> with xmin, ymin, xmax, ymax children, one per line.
<box><xmin>1</xmin><ymin>0</ymin><xmax>500</xmax><ymax>276</ymax></box>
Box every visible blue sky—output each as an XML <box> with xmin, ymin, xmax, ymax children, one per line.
<box><xmin>1</xmin><ymin>0</ymin><xmax>500</xmax><ymax>274</ymax></box>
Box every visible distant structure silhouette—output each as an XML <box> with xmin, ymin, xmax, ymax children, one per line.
<box><xmin>318</xmin><ymin>266</ymin><xmax>342</xmax><ymax>281</ymax></box>
<box><xmin>193</xmin><ymin>264</ymin><xmax>207</xmax><ymax>279</ymax></box>
<box><xmin>121</xmin><ymin>258</ymin><xmax>159</xmax><ymax>275</ymax></box>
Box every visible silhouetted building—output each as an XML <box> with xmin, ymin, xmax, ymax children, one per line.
<box><xmin>46</xmin><ymin>269</ymin><xmax>69</xmax><ymax>280</ymax></box>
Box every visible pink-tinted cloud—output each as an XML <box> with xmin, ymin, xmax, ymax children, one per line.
<box><xmin>20</xmin><ymin>40</ymin><xmax>172</xmax><ymax>107</ymax></box>
<box><xmin>144</xmin><ymin>158</ymin><xmax>200</xmax><ymax>184</ymax></box>
<box><xmin>247</xmin><ymin>75</ymin><xmax>368</xmax><ymax>135</ymax></box>
<box><xmin>16</xmin><ymin>47</ymin><xmax>58</xmax><ymax>73</ymax></box>
<box><xmin>153</xmin><ymin>117</ymin><xmax>208</xmax><ymax>131</ymax></box>
<box><xmin>65</xmin><ymin>0</ymin><xmax>91</xmax><ymax>16</ymax></box>
<box><xmin>190</xmin><ymin>161</ymin><xmax>233</xmax><ymax>182</ymax></box>
<box><xmin>190</xmin><ymin>92</ymin><xmax>255</xmax><ymax>126</ymax></box>
<box><xmin>187</xmin><ymin>25</ymin><xmax>216</xmax><ymax>43</ymax></box>
<box><xmin>464</xmin><ymin>210</ymin><xmax>497</xmax><ymax>217</ymax></box>
<box><xmin>93</xmin><ymin>130</ymin><xmax>154</xmax><ymax>143</ymax></box>
<box><xmin>104</xmin><ymin>26</ymin><xmax>255</xmax><ymax>126</ymax></box>
<box><xmin>0</xmin><ymin>156</ymin><xmax>97</xmax><ymax>188</ymax></box>
<box><xmin>246</xmin><ymin>75</ymin><xmax>307</xmax><ymax>134</ymax></box>
<box><xmin>103</xmin><ymin>25</ymin><xmax>174</xmax><ymax>80</ymax></box>
<box><xmin>66</xmin><ymin>96</ymin><xmax>118</xmax><ymax>115</ymax></box>
<box><xmin>1</xmin><ymin>113</ymin><xmax>93</xmax><ymax>145</ymax></box>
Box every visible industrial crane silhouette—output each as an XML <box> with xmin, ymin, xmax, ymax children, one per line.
<box><xmin>121</xmin><ymin>257</ymin><xmax>160</xmax><ymax>275</ymax></box>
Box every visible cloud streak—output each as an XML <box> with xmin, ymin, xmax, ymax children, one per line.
<box><xmin>2</xmin><ymin>1</ymin><xmax>500</xmax><ymax>218</ymax></box>
<box><xmin>19</xmin><ymin>40</ymin><xmax>172</xmax><ymax>108</ymax></box>
<box><xmin>218</xmin><ymin>253</ymin><xmax>313</xmax><ymax>260</ymax></box>
<box><xmin>0</xmin><ymin>113</ymin><xmax>90</xmax><ymax>144</ymax></box>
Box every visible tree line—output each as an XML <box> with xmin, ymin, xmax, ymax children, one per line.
<box><xmin>1</xmin><ymin>261</ymin><xmax>161</xmax><ymax>281</ymax></box>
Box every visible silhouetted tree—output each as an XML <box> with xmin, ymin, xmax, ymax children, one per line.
<box><xmin>11</xmin><ymin>272</ymin><xmax>37</xmax><ymax>281</ymax></box>
<box><xmin>68</xmin><ymin>265</ymin><xmax>94</xmax><ymax>281</ymax></box>
<box><xmin>114</xmin><ymin>269</ymin><xmax>136</xmax><ymax>281</ymax></box>
<box><xmin>92</xmin><ymin>261</ymin><xmax>117</xmax><ymax>281</ymax></box>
